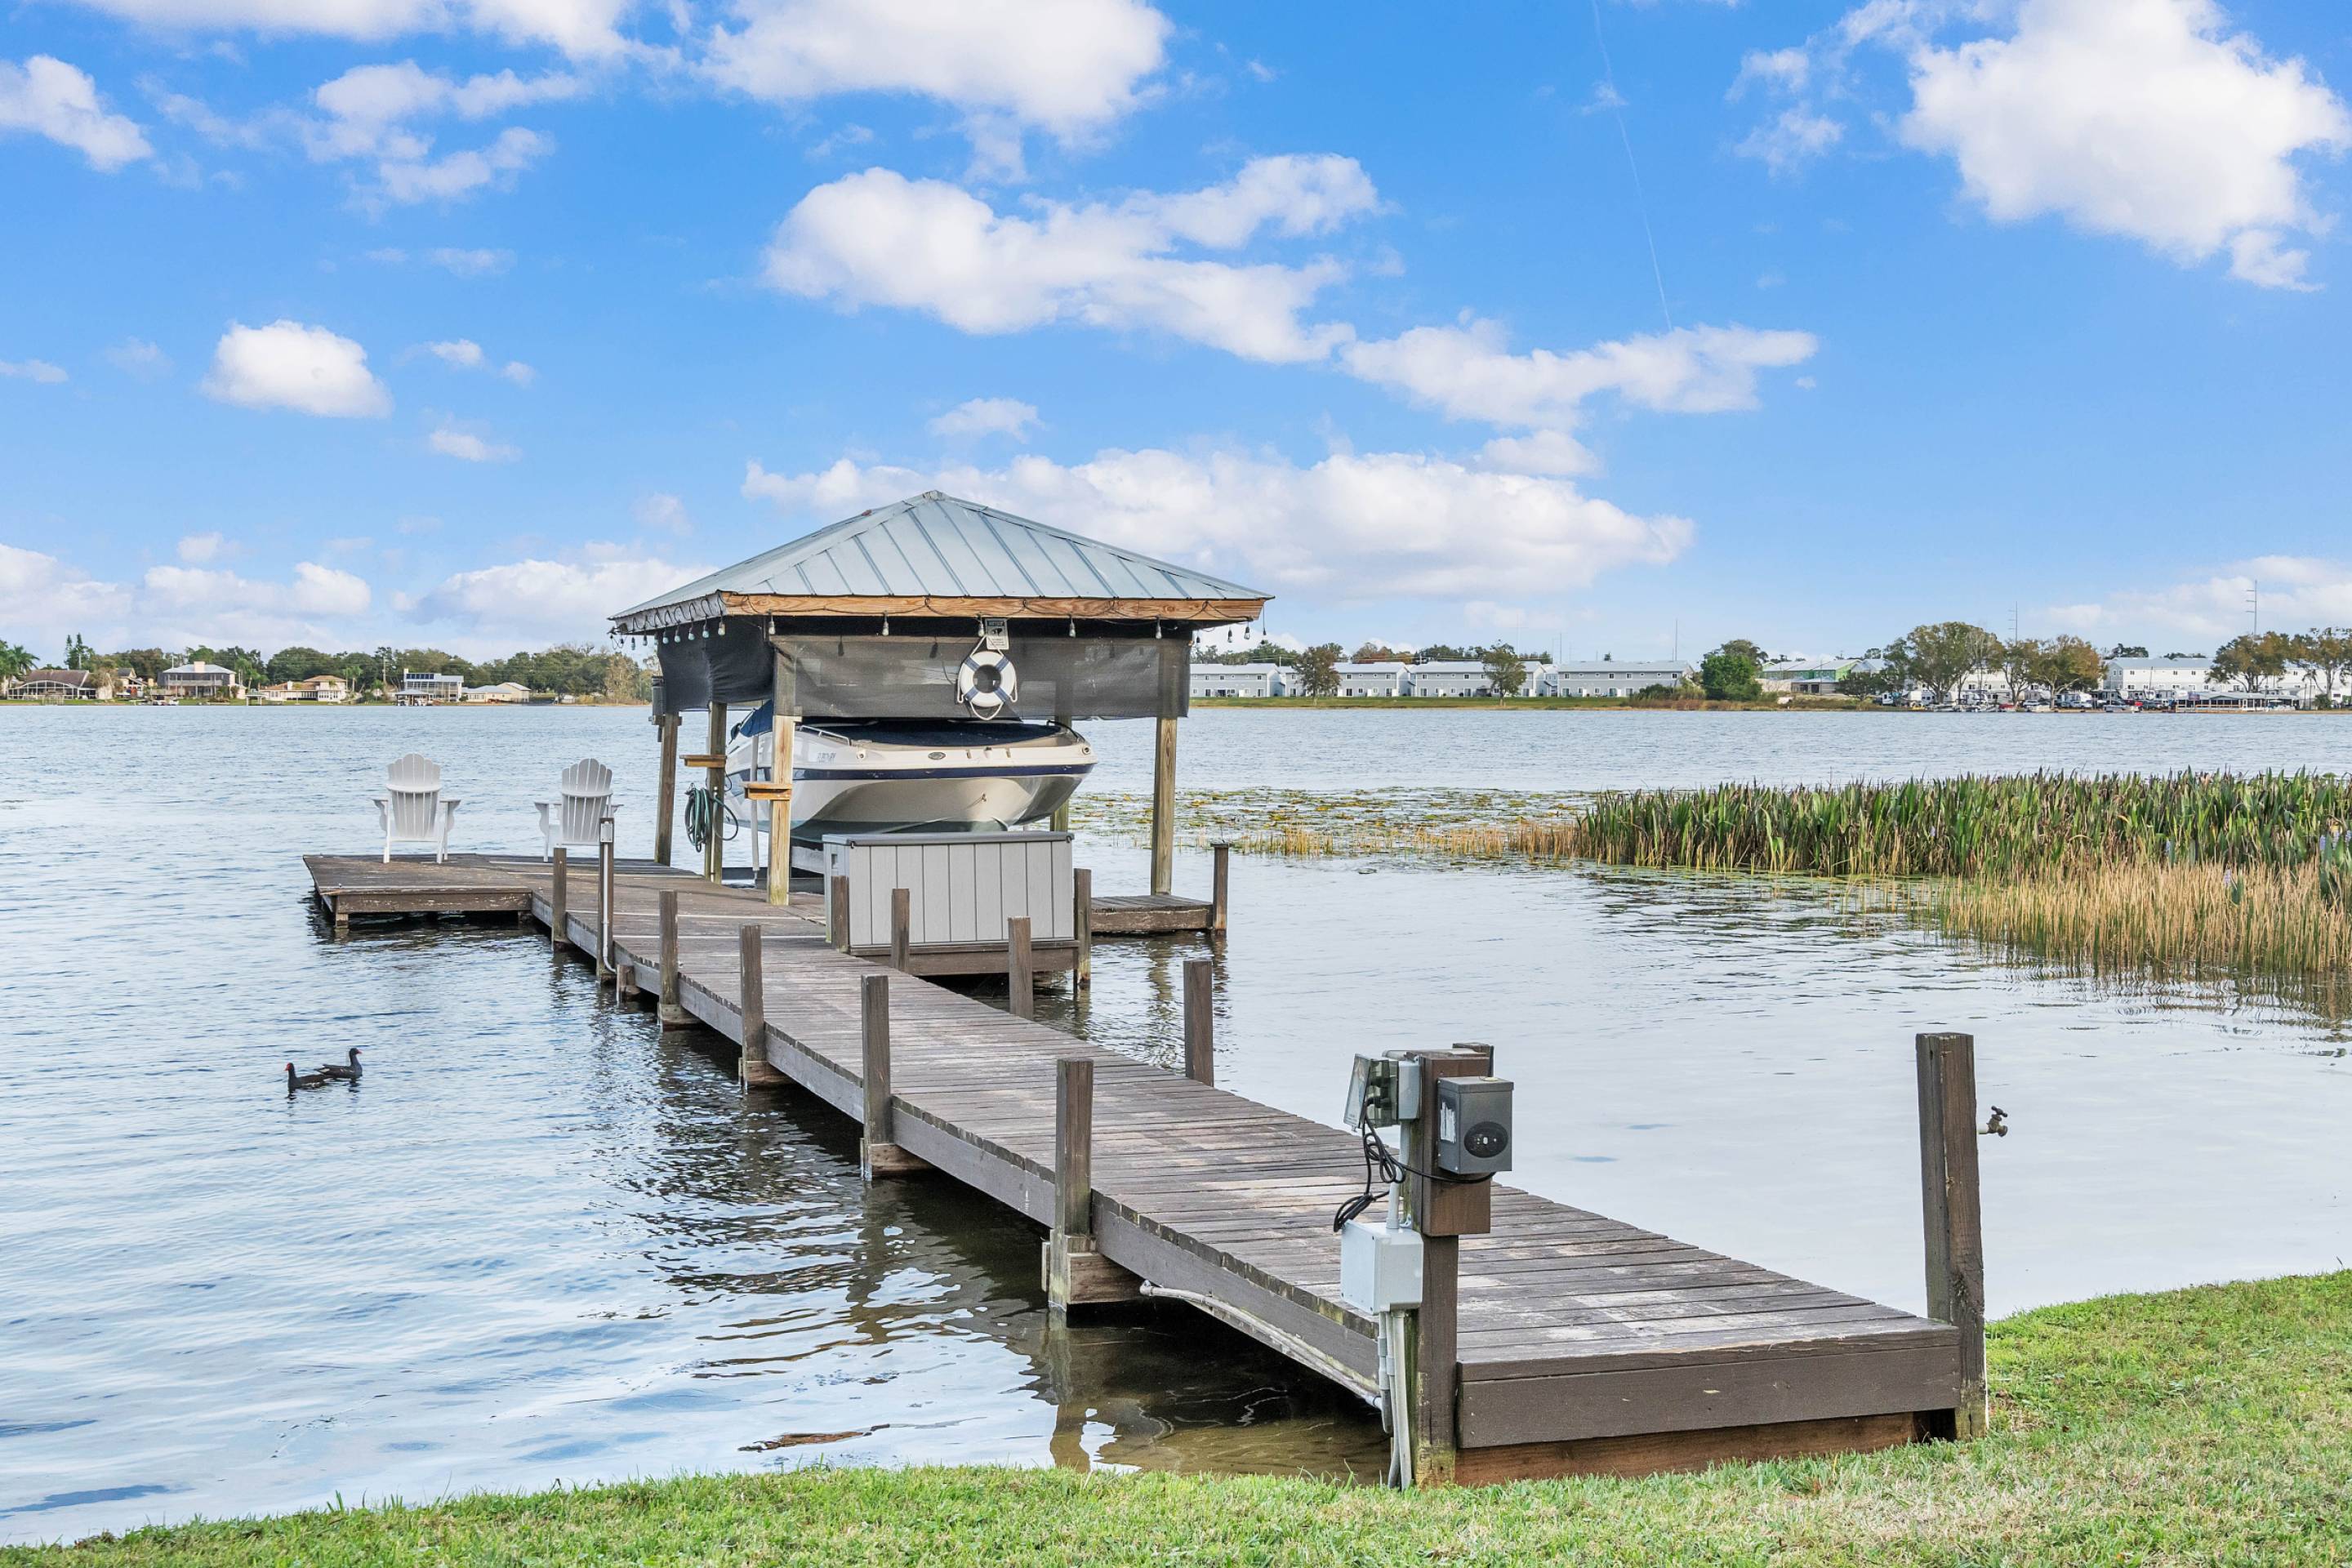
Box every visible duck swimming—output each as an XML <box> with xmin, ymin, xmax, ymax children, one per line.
<box><xmin>285</xmin><ymin>1062</ymin><xmax>335</xmax><ymax>1093</ymax></box>
<box><xmin>314</xmin><ymin>1047</ymin><xmax>362</xmax><ymax>1081</ymax></box>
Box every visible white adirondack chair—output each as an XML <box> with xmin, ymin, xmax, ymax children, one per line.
<box><xmin>375</xmin><ymin>754</ymin><xmax>459</xmax><ymax>863</ymax></box>
<box><xmin>537</xmin><ymin>759</ymin><xmax>618</xmax><ymax>860</ymax></box>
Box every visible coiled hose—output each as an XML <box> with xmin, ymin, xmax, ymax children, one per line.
<box><xmin>683</xmin><ymin>785</ymin><xmax>739</xmax><ymax>853</ymax></box>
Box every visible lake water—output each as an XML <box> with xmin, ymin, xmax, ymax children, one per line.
<box><xmin>5</xmin><ymin>705</ymin><xmax>2349</xmax><ymax>1544</ymax></box>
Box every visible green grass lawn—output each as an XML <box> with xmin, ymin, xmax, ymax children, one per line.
<box><xmin>13</xmin><ymin>1273</ymin><xmax>2349</xmax><ymax>1566</ymax></box>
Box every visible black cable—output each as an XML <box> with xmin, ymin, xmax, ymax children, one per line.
<box><xmin>1331</xmin><ymin>1125</ymin><xmax>1493</xmax><ymax>1232</ymax></box>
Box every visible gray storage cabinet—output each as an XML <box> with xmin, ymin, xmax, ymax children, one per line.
<box><xmin>826</xmin><ymin>831</ymin><xmax>1075</xmax><ymax>950</ymax></box>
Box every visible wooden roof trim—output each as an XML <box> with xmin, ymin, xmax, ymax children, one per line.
<box><xmin>724</xmin><ymin>592</ymin><xmax>1265</xmax><ymax>621</ymax></box>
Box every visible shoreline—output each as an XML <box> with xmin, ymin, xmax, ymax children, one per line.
<box><xmin>11</xmin><ymin>1272</ymin><xmax>2345</xmax><ymax>1563</ymax></box>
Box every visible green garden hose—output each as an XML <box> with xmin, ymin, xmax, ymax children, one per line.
<box><xmin>683</xmin><ymin>785</ymin><xmax>738</xmax><ymax>853</ymax></box>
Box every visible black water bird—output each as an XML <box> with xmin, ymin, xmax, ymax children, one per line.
<box><xmin>285</xmin><ymin>1062</ymin><xmax>335</xmax><ymax>1093</ymax></box>
<box><xmin>314</xmin><ymin>1047</ymin><xmax>362</xmax><ymax>1080</ymax></box>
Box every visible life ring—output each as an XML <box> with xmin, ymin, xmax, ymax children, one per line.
<box><xmin>956</xmin><ymin>647</ymin><xmax>1018</xmax><ymax>718</ymax></box>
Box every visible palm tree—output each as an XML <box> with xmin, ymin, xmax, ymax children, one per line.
<box><xmin>0</xmin><ymin>640</ymin><xmax>35</xmax><ymax>682</ymax></box>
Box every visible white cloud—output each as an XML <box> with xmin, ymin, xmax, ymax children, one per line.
<box><xmin>706</xmin><ymin>0</ymin><xmax>1169</xmax><ymax>168</ymax></box>
<box><xmin>1342</xmin><ymin>318</ymin><xmax>1820</xmax><ymax>429</ymax></box>
<box><xmin>764</xmin><ymin>157</ymin><xmax>1375</xmax><ymax>363</ymax></box>
<box><xmin>410</xmin><ymin>551</ymin><xmax>708</xmax><ymax>638</ymax></box>
<box><xmin>0</xmin><ymin>56</ymin><xmax>151</xmax><ymax>171</ymax></box>
<box><xmin>929</xmin><ymin>396</ymin><xmax>1040</xmax><ymax>440</ymax></box>
<box><xmin>53</xmin><ymin>0</ymin><xmax>635</xmax><ymax>60</ymax></box>
<box><xmin>201</xmin><ymin>320</ymin><xmax>392</xmax><ymax>417</ymax></box>
<box><xmin>176</xmin><ymin>531</ymin><xmax>227</xmax><ymax>563</ymax></box>
<box><xmin>427</xmin><ymin>420</ymin><xmax>520</xmax><ymax>462</ymax></box>
<box><xmin>0</xmin><ymin>544</ymin><xmax>134</xmax><ymax>648</ymax></box>
<box><xmin>105</xmin><ymin>337</ymin><xmax>172</xmax><ymax>379</ymax></box>
<box><xmin>375</xmin><ymin>124</ymin><xmax>552</xmax><ymax>203</ymax></box>
<box><xmin>1738</xmin><ymin>108</ymin><xmax>1844</xmax><ymax>174</ymax></box>
<box><xmin>741</xmin><ymin>443</ymin><xmax>1692</xmax><ymax>602</ymax></box>
<box><xmin>1</xmin><ymin>357</ymin><xmax>70</xmax><ymax>384</ymax></box>
<box><xmin>429</xmin><ymin>246</ymin><xmax>514</xmax><ymax>275</ymax></box>
<box><xmin>420</xmin><ymin>337</ymin><xmax>536</xmax><ymax>383</ymax></box>
<box><xmin>633</xmin><ymin>492</ymin><xmax>690</xmax><ymax>533</ymax></box>
<box><xmin>1477</xmin><ymin>430</ymin><xmax>1599</xmax><ymax>478</ymax></box>
<box><xmin>1</xmin><ymin>541</ymin><xmax>380</xmax><ymax>654</ymax></box>
<box><xmin>2047</xmin><ymin>556</ymin><xmax>2352</xmax><ymax>640</ymax></box>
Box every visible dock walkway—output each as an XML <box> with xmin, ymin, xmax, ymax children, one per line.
<box><xmin>305</xmin><ymin>852</ymin><xmax>1963</xmax><ymax>1482</ymax></box>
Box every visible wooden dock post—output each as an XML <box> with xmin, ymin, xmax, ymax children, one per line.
<box><xmin>768</xmin><ymin>650</ymin><xmax>795</xmax><ymax>906</ymax></box>
<box><xmin>1007</xmin><ymin>916</ymin><xmax>1034</xmax><ymax>1019</ymax></box>
<box><xmin>549</xmin><ymin>847</ymin><xmax>568</xmax><ymax>947</ymax></box>
<box><xmin>595</xmin><ymin>821</ymin><xmax>616</xmax><ymax>983</ymax></box>
<box><xmin>1072</xmin><ymin>868</ymin><xmax>1093</xmax><ymax>990</ymax></box>
<box><xmin>1209</xmin><ymin>842</ymin><xmax>1231</xmax><ymax>933</ymax></box>
<box><xmin>827</xmin><ymin>874</ymin><xmax>849</xmax><ymax>950</ymax></box>
<box><xmin>860</xmin><ymin>973</ymin><xmax>925</xmax><ymax>1175</ymax></box>
<box><xmin>1399</xmin><ymin>1047</ymin><xmax>1492</xmax><ymax>1487</ymax></box>
<box><xmin>1045</xmin><ymin>1056</ymin><xmax>1142</xmax><ymax>1310</ymax></box>
<box><xmin>1918</xmin><ymin>1031</ymin><xmax>1989</xmax><ymax>1439</ymax></box>
<box><xmin>1150</xmin><ymin>714</ymin><xmax>1177</xmax><ymax>897</ymax></box>
<box><xmin>657</xmin><ymin>890</ymin><xmax>687</xmax><ymax>1027</ymax></box>
<box><xmin>1182</xmin><ymin>958</ymin><xmax>1214</xmax><ymax>1086</ymax></box>
<box><xmin>654</xmin><ymin>711</ymin><xmax>679</xmax><ymax>866</ymax></box>
<box><xmin>737</xmin><ymin>925</ymin><xmax>786</xmax><ymax>1088</ymax></box>
<box><xmin>703</xmin><ymin>704</ymin><xmax>726</xmax><ymax>884</ymax></box>
<box><xmin>889</xmin><ymin>887</ymin><xmax>911</xmax><ymax>972</ymax></box>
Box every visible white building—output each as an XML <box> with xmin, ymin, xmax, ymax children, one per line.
<box><xmin>464</xmin><ymin>681</ymin><xmax>532</xmax><ymax>704</ymax></box>
<box><xmin>1190</xmin><ymin>662</ymin><xmax>1292</xmax><ymax>698</ymax></box>
<box><xmin>399</xmin><ymin>670</ymin><xmax>466</xmax><ymax>704</ymax></box>
<box><xmin>1335</xmin><ymin>661</ymin><xmax>1409</xmax><ymax>697</ymax></box>
<box><xmin>1406</xmin><ymin>659</ymin><xmax>1499</xmax><ymax>697</ymax></box>
<box><xmin>1759</xmin><ymin>660</ymin><xmax>1856</xmax><ymax>696</ymax></box>
<box><xmin>161</xmin><ymin>661</ymin><xmax>244</xmax><ymax>701</ymax></box>
<box><xmin>2100</xmin><ymin>658</ymin><xmax>2211</xmax><ymax>702</ymax></box>
<box><xmin>1544</xmin><ymin>660</ymin><xmax>1690</xmax><ymax>698</ymax></box>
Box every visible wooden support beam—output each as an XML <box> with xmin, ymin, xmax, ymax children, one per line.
<box><xmin>1182</xmin><ymin>957</ymin><xmax>1214</xmax><ymax>1086</ymax></box>
<box><xmin>657</xmin><ymin>890</ymin><xmax>687</xmax><ymax>1027</ymax></box>
<box><xmin>1044</xmin><ymin>1055</ymin><xmax>1141</xmax><ymax>1309</ymax></box>
<box><xmin>860</xmin><ymin>972</ymin><xmax>926</xmax><ymax>1176</ymax></box>
<box><xmin>1209</xmin><ymin>842</ymin><xmax>1231</xmax><ymax>933</ymax></box>
<box><xmin>1007</xmin><ymin>915</ymin><xmax>1034</xmax><ymax>1019</ymax></box>
<box><xmin>889</xmin><ymin>886</ymin><xmax>911</xmax><ymax>972</ymax></box>
<box><xmin>768</xmin><ymin>648</ymin><xmax>795</xmax><ymax>906</ymax></box>
<box><xmin>737</xmin><ymin>925</ymin><xmax>786</xmax><ymax>1088</ymax></box>
<box><xmin>1917</xmin><ymin>1031</ymin><xmax>1988</xmax><ymax>1439</ymax></box>
<box><xmin>653</xmin><ymin>711</ymin><xmax>679</xmax><ymax>866</ymax></box>
<box><xmin>1072</xmin><ymin>867</ymin><xmax>1093</xmax><ymax>990</ymax></box>
<box><xmin>1401</xmin><ymin>1047</ymin><xmax>1493</xmax><ymax>1488</ymax></box>
<box><xmin>595</xmin><ymin>825</ymin><xmax>615</xmax><ymax>983</ymax></box>
<box><xmin>549</xmin><ymin>847</ymin><xmax>568</xmax><ymax>947</ymax></box>
<box><xmin>703</xmin><ymin>704</ymin><xmax>726</xmax><ymax>884</ymax></box>
<box><xmin>827</xmin><ymin>873</ymin><xmax>849</xmax><ymax>950</ymax></box>
<box><xmin>1150</xmin><ymin>714</ymin><xmax>1178</xmax><ymax>897</ymax></box>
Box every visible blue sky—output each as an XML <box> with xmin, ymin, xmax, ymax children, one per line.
<box><xmin>5</xmin><ymin>0</ymin><xmax>2350</xmax><ymax>664</ymax></box>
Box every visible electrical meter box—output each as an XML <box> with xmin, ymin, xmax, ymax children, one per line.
<box><xmin>1343</xmin><ymin>1054</ymin><xmax>1405</xmax><ymax>1129</ymax></box>
<box><xmin>1340</xmin><ymin>1219</ymin><xmax>1423</xmax><ymax>1313</ymax></box>
<box><xmin>1434</xmin><ymin>1076</ymin><xmax>1514</xmax><ymax>1175</ymax></box>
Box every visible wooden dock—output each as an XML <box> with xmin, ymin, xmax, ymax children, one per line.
<box><xmin>304</xmin><ymin>851</ymin><xmax>1977</xmax><ymax>1484</ymax></box>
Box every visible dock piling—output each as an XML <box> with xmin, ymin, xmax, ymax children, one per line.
<box><xmin>1007</xmin><ymin>916</ymin><xmax>1034</xmax><ymax>1018</ymax></box>
<box><xmin>1182</xmin><ymin>958</ymin><xmax>1214</xmax><ymax>1085</ymax></box>
<box><xmin>1917</xmin><ymin>1031</ymin><xmax>1989</xmax><ymax>1439</ymax></box>
<box><xmin>653</xmin><ymin>711</ymin><xmax>679</xmax><ymax>866</ymax></box>
<box><xmin>596</xmin><ymin>821</ymin><xmax>616</xmax><ymax>983</ymax></box>
<box><xmin>738</xmin><ymin>926</ymin><xmax>786</xmax><ymax>1088</ymax></box>
<box><xmin>1045</xmin><ymin>1055</ymin><xmax>1140</xmax><ymax>1309</ymax></box>
<box><xmin>1399</xmin><ymin>1047</ymin><xmax>1490</xmax><ymax>1487</ymax></box>
<box><xmin>827</xmin><ymin>873</ymin><xmax>849</xmax><ymax>950</ymax></box>
<box><xmin>549</xmin><ymin>847</ymin><xmax>568</xmax><ymax>947</ymax></box>
<box><xmin>657</xmin><ymin>890</ymin><xmax>686</xmax><ymax>1026</ymax></box>
<box><xmin>1210</xmin><ymin>842</ymin><xmax>1231</xmax><ymax>933</ymax></box>
<box><xmin>860</xmin><ymin>973</ymin><xmax>925</xmax><ymax>1175</ymax></box>
<box><xmin>1072</xmin><ymin>868</ymin><xmax>1093</xmax><ymax>989</ymax></box>
<box><xmin>889</xmin><ymin>887</ymin><xmax>911</xmax><ymax>972</ymax></box>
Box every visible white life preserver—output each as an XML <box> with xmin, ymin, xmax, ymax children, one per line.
<box><xmin>956</xmin><ymin>646</ymin><xmax>1018</xmax><ymax>718</ymax></box>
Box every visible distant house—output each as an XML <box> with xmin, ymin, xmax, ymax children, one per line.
<box><xmin>9</xmin><ymin>667</ymin><xmax>113</xmax><ymax>701</ymax></box>
<box><xmin>253</xmin><ymin>681</ymin><xmax>299</xmax><ymax>703</ymax></box>
<box><xmin>294</xmin><ymin>674</ymin><xmax>351</xmax><ymax>702</ymax></box>
<box><xmin>161</xmin><ymin>662</ymin><xmax>244</xmax><ymax>701</ymax></box>
<box><xmin>1759</xmin><ymin>660</ymin><xmax>1857</xmax><ymax>696</ymax></box>
<box><xmin>1335</xmin><ymin>661</ymin><xmax>1409</xmax><ymax>697</ymax></box>
<box><xmin>463</xmin><ymin>681</ymin><xmax>531</xmax><ymax>704</ymax></box>
<box><xmin>1190</xmin><ymin>662</ymin><xmax>1291</xmax><ymax>699</ymax></box>
<box><xmin>1407</xmin><ymin>660</ymin><xmax>1495</xmax><ymax>697</ymax></box>
<box><xmin>1543</xmin><ymin>660</ymin><xmax>1690</xmax><ymax>699</ymax></box>
<box><xmin>399</xmin><ymin>670</ymin><xmax>466</xmax><ymax>704</ymax></box>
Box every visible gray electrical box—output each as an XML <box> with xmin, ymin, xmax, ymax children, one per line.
<box><xmin>1434</xmin><ymin>1076</ymin><xmax>1514</xmax><ymax>1175</ymax></box>
<box><xmin>1340</xmin><ymin>1219</ymin><xmax>1423</xmax><ymax>1312</ymax></box>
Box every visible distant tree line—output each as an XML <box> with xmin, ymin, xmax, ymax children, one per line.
<box><xmin>5</xmin><ymin>635</ymin><xmax>651</xmax><ymax>702</ymax></box>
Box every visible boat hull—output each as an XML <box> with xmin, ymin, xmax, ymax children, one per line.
<box><xmin>726</xmin><ymin>718</ymin><xmax>1094</xmax><ymax>843</ymax></box>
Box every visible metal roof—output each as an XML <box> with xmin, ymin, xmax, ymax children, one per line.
<box><xmin>613</xmin><ymin>491</ymin><xmax>1267</xmax><ymax>630</ymax></box>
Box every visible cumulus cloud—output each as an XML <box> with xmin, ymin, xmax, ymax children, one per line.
<box><xmin>176</xmin><ymin>531</ymin><xmax>227</xmax><ymax>563</ymax></box>
<box><xmin>1</xmin><ymin>541</ymin><xmax>376</xmax><ymax>653</ymax></box>
<box><xmin>1342</xmin><ymin>318</ymin><xmax>1820</xmax><ymax>429</ymax></box>
<box><xmin>53</xmin><ymin>0</ymin><xmax>635</xmax><ymax>60</ymax></box>
<box><xmin>929</xmin><ymin>396</ymin><xmax>1040</xmax><ymax>440</ymax></box>
<box><xmin>201</xmin><ymin>320</ymin><xmax>392</xmax><ymax>417</ymax></box>
<box><xmin>740</xmin><ymin>444</ymin><xmax>1692</xmax><ymax>602</ymax></box>
<box><xmin>427</xmin><ymin>420</ymin><xmax>520</xmax><ymax>461</ymax></box>
<box><xmin>1</xmin><ymin>55</ymin><xmax>151</xmax><ymax>170</ymax></box>
<box><xmin>706</xmin><ymin>0</ymin><xmax>1170</xmax><ymax>173</ymax></box>
<box><xmin>105</xmin><ymin>338</ymin><xmax>172</xmax><ymax>379</ymax></box>
<box><xmin>420</xmin><ymin>337</ymin><xmax>535</xmax><ymax>383</ymax></box>
<box><xmin>409</xmin><ymin>550</ymin><xmax>708</xmax><ymax>638</ymax></box>
<box><xmin>429</xmin><ymin>246</ymin><xmax>514</xmax><ymax>275</ymax></box>
<box><xmin>1</xmin><ymin>357</ymin><xmax>70</xmax><ymax>383</ymax></box>
<box><xmin>633</xmin><ymin>492</ymin><xmax>690</xmax><ymax>533</ymax></box>
<box><xmin>2047</xmin><ymin>556</ymin><xmax>2352</xmax><ymax>640</ymax></box>
<box><xmin>1740</xmin><ymin>0</ymin><xmax>2351</xmax><ymax>287</ymax></box>
<box><xmin>0</xmin><ymin>543</ymin><xmax>134</xmax><ymax>644</ymax></box>
<box><xmin>764</xmin><ymin>156</ymin><xmax>1377</xmax><ymax>363</ymax></box>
